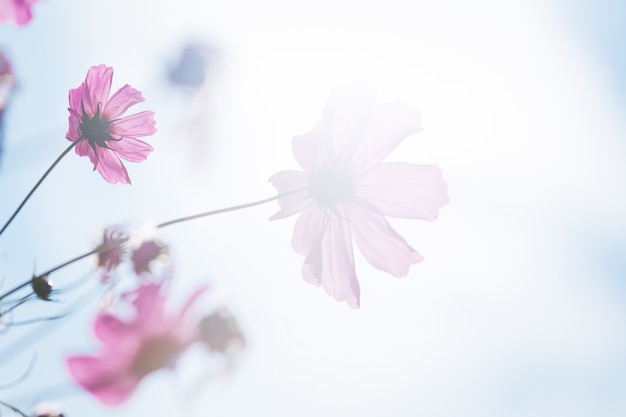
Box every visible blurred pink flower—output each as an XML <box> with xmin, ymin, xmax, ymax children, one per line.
<box><xmin>131</xmin><ymin>239</ymin><xmax>169</xmax><ymax>276</ymax></box>
<box><xmin>0</xmin><ymin>0</ymin><xmax>39</xmax><ymax>26</ymax></box>
<box><xmin>66</xmin><ymin>283</ymin><xmax>207</xmax><ymax>406</ymax></box>
<box><xmin>66</xmin><ymin>65</ymin><xmax>156</xmax><ymax>185</ymax></box>
<box><xmin>269</xmin><ymin>86</ymin><xmax>448</xmax><ymax>308</ymax></box>
<box><xmin>97</xmin><ymin>226</ymin><xmax>127</xmax><ymax>283</ymax></box>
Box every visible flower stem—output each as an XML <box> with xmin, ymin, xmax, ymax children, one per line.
<box><xmin>0</xmin><ymin>189</ymin><xmax>307</xmax><ymax>302</ymax></box>
<box><xmin>156</xmin><ymin>188</ymin><xmax>307</xmax><ymax>229</ymax></box>
<box><xmin>0</xmin><ymin>141</ymin><xmax>78</xmax><ymax>237</ymax></box>
<box><xmin>0</xmin><ymin>238</ymin><xmax>125</xmax><ymax>302</ymax></box>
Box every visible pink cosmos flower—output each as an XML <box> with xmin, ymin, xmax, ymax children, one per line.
<box><xmin>269</xmin><ymin>86</ymin><xmax>449</xmax><ymax>308</ymax></box>
<box><xmin>97</xmin><ymin>226</ymin><xmax>127</xmax><ymax>283</ymax></box>
<box><xmin>0</xmin><ymin>0</ymin><xmax>39</xmax><ymax>26</ymax></box>
<box><xmin>66</xmin><ymin>65</ymin><xmax>156</xmax><ymax>185</ymax></box>
<box><xmin>131</xmin><ymin>239</ymin><xmax>169</xmax><ymax>276</ymax></box>
<box><xmin>66</xmin><ymin>283</ymin><xmax>207</xmax><ymax>406</ymax></box>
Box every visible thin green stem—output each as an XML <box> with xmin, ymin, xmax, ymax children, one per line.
<box><xmin>0</xmin><ymin>141</ymin><xmax>78</xmax><ymax>237</ymax></box>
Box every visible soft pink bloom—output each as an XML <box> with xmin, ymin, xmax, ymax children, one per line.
<box><xmin>66</xmin><ymin>283</ymin><xmax>207</xmax><ymax>406</ymax></box>
<box><xmin>0</xmin><ymin>0</ymin><xmax>39</xmax><ymax>26</ymax></box>
<box><xmin>66</xmin><ymin>65</ymin><xmax>156</xmax><ymax>185</ymax></box>
<box><xmin>131</xmin><ymin>239</ymin><xmax>169</xmax><ymax>276</ymax></box>
<box><xmin>269</xmin><ymin>86</ymin><xmax>449</xmax><ymax>308</ymax></box>
<box><xmin>97</xmin><ymin>226</ymin><xmax>128</xmax><ymax>282</ymax></box>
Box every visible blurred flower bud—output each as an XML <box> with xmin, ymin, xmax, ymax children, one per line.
<box><xmin>198</xmin><ymin>309</ymin><xmax>245</xmax><ymax>355</ymax></box>
<box><xmin>168</xmin><ymin>42</ymin><xmax>215</xmax><ymax>90</ymax></box>
<box><xmin>31</xmin><ymin>274</ymin><xmax>53</xmax><ymax>301</ymax></box>
<box><xmin>131</xmin><ymin>239</ymin><xmax>169</xmax><ymax>277</ymax></box>
<box><xmin>97</xmin><ymin>226</ymin><xmax>128</xmax><ymax>283</ymax></box>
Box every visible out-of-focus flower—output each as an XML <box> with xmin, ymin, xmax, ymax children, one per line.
<box><xmin>131</xmin><ymin>239</ymin><xmax>169</xmax><ymax>276</ymax></box>
<box><xmin>0</xmin><ymin>52</ymin><xmax>16</xmax><ymax>164</ymax></box>
<box><xmin>66</xmin><ymin>282</ymin><xmax>207</xmax><ymax>406</ymax></box>
<box><xmin>127</xmin><ymin>224</ymin><xmax>170</xmax><ymax>279</ymax></box>
<box><xmin>32</xmin><ymin>401</ymin><xmax>64</xmax><ymax>417</ymax></box>
<box><xmin>269</xmin><ymin>86</ymin><xmax>449</xmax><ymax>308</ymax></box>
<box><xmin>97</xmin><ymin>226</ymin><xmax>128</xmax><ymax>283</ymax></box>
<box><xmin>0</xmin><ymin>0</ymin><xmax>39</xmax><ymax>26</ymax></box>
<box><xmin>168</xmin><ymin>42</ymin><xmax>215</xmax><ymax>90</ymax></box>
<box><xmin>66</xmin><ymin>65</ymin><xmax>156</xmax><ymax>185</ymax></box>
<box><xmin>31</xmin><ymin>274</ymin><xmax>54</xmax><ymax>300</ymax></box>
<box><xmin>199</xmin><ymin>308</ymin><xmax>245</xmax><ymax>355</ymax></box>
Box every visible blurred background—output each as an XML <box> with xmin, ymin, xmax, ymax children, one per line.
<box><xmin>1</xmin><ymin>0</ymin><xmax>626</xmax><ymax>415</ymax></box>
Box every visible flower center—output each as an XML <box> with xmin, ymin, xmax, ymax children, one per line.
<box><xmin>309</xmin><ymin>165</ymin><xmax>355</xmax><ymax>209</ymax></box>
<box><xmin>79</xmin><ymin>101</ymin><xmax>118</xmax><ymax>150</ymax></box>
<box><xmin>130</xmin><ymin>336</ymin><xmax>182</xmax><ymax>377</ymax></box>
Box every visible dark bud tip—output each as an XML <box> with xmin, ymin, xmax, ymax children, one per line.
<box><xmin>31</xmin><ymin>275</ymin><xmax>54</xmax><ymax>301</ymax></box>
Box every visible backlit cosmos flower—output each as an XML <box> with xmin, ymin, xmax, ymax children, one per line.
<box><xmin>66</xmin><ymin>65</ymin><xmax>156</xmax><ymax>184</ymax></box>
<box><xmin>0</xmin><ymin>0</ymin><xmax>39</xmax><ymax>26</ymax></box>
<box><xmin>269</xmin><ymin>86</ymin><xmax>448</xmax><ymax>308</ymax></box>
<box><xmin>66</xmin><ymin>283</ymin><xmax>207</xmax><ymax>406</ymax></box>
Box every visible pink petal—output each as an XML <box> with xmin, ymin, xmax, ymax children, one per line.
<box><xmin>93</xmin><ymin>147</ymin><xmax>131</xmax><ymax>185</ymax></box>
<box><xmin>291</xmin><ymin>116</ymin><xmax>333</xmax><ymax>173</ymax></box>
<box><xmin>352</xmin><ymin>101</ymin><xmax>422</xmax><ymax>172</ymax></box>
<box><xmin>301</xmin><ymin>210</ymin><xmax>360</xmax><ymax>308</ymax></box>
<box><xmin>0</xmin><ymin>0</ymin><xmax>38</xmax><ymax>26</ymax></box>
<box><xmin>75</xmin><ymin>139</ymin><xmax>99</xmax><ymax>168</ymax></box>
<box><xmin>347</xmin><ymin>201</ymin><xmax>423</xmax><ymax>277</ymax></box>
<box><xmin>291</xmin><ymin>206</ymin><xmax>327</xmax><ymax>258</ymax></box>
<box><xmin>66</xmin><ymin>356</ymin><xmax>139</xmax><ymax>407</ymax></box>
<box><xmin>110</xmin><ymin>111</ymin><xmax>157</xmax><ymax>138</ymax></box>
<box><xmin>66</xmin><ymin>112</ymin><xmax>81</xmax><ymax>142</ymax></box>
<box><xmin>104</xmin><ymin>84</ymin><xmax>145</xmax><ymax>120</ymax></box>
<box><xmin>107</xmin><ymin>137</ymin><xmax>153</xmax><ymax>163</ymax></box>
<box><xmin>323</xmin><ymin>85</ymin><xmax>376</xmax><ymax>167</ymax></box>
<box><xmin>85</xmin><ymin>65</ymin><xmax>113</xmax><ymax>115</ymax></box>
<box><xmin>354</xmin><ymin>162</ymin><xmax>449</xmax><ymax>220</ymax></box>
<box><xmin>94</xmin><ymin>314</ymin><xmax>140</xmax><ymax>354</ymax></box>
<box><xmin>268</xmin><ymin>170</ymin><xmax>311</xmax><ymax>220</ymax></box>
<box><xmin>130</xmin><ymin>284</ymin><xmax>167</xmax><ymax>335</ymax></box>
<box><xmin>176</xmin><ymin>285</ymin><xmax>209</xmax><ymax>340</ymax></box>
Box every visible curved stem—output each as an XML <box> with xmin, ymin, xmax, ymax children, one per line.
<box><xmin>0</xmin><ymin>238</ymin><xmax>125</xmax><ymax>302</ymax></box>
<box><xmin>157</xmin><ymin>188</ymin><xmax>308</xmax><ymax>229</ymax></box>
<box><xmin>0</xmin><ymin>188</ymin><xmax>307</xmax><ymax>302</ymax></box>
<box><xmin>0</xmin><ymin>141</ymin><xmax>78</xmax><ymax>237</ymax></box>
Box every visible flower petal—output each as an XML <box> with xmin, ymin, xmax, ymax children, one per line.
<box><xmin>292</xmin><ymin>116</ymin><xmax>334</xmax><ymax>173</ymax></box>
<box><xmin>85</xmin><ymin>65</ymin><xmax>113</xmax><ymax>115</ymax></box>
<box><xmin>93</xmin><ymin>147</ymin><xmax>131</xmax><ymax>185</ymax></box>
<box><xmin>347</xmin><ymin>201</ymin><xmax>423</xmax><ymax>277</ymax></box>
<box><xmin>75</xmin><ymin>139</ymin><xmax>99</xmax><ymax>168</ymax></box>
<box><xmin>104</xmin><ymin>84</ymin><xmax>145</xmax><ymax>120</ymax></box>
<box><xmin>268</xmin><ymin>170</ymin><xmax>311</xmax><ymax>220</ymax></box>
<box><xmin>110</xmin><ymin>111</ymin><xmax>157</xmax><ymax>138</ymax></box>
<box><xmin>355</xmin><ymin>162</ymin><xmax>449</xmax><ymax>220</ymax></box>
<box><xmin>324</xmin><ymin>85</ymin><xmax>376</xmax><ymax>167</ymax></box>
<box><xmin>291</xmin><ymin>206</ymin><xmax>327</xmax><ymax>257</ymax></box>
<box><xmin>94</xmin><ymin>314</ymin><xmax>140</xmax><ymax>354</ymax></box>
<box><xmin>66</xmin><ymin>356</ymin><xmax>139</xmax><ymax>407</ymax></box>
<box><xmin>301</xmin><ymin>211</ymin><xmax>360</xmax><ymax>308</ymax></box>
<box><xmin>107</xmin><ymin>137</ymin><xmax>153</xmax><ymax>163</ymax></box>
<box><xmin>129</xmin><ymin>284</ymin><xmax>167</xmax><ymax>335</ymax></box>
<box><xmin>352</xmin><ymin>101</ymin><xmax>422</xmax><ymax>172</ymax></box>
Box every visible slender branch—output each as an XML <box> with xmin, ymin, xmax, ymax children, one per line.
<box><xmin>0</xmin><ymin>141</ymin><xmax>78</xmax><ymax>237</ymax></box>
<box><xmin>0</xmin><ymin>238</ymin><xmax>125</xmax><ymax>302</ymax></box>
<box><xmin>0</xmin><ymin>399</ymin><xmax>28</xmax><ymax>417</ymax></box>
<box><xmin>157</xmin><ymin>188</ymin><xmax>308</xmax><ymax>229</ymax></box>
<box><xmin>0</xmin><ymin>188</ymin><xmax>307</xmax><ymax>303</ymax></box>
